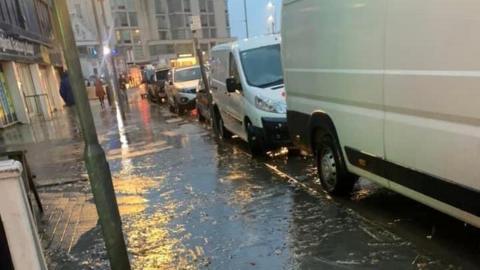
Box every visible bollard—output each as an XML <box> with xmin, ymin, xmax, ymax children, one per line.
<box><xmin>0</xmin><ymin>160</ymin><xmax>47</xmax><ymax>270</ymax></box>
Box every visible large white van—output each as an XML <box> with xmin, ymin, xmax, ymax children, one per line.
<box><xmin>210</xmin><ymin>35</ymin><xmax>289</xmax><ymax>154</ymax></box>
<box><xmin>282</xmin><ymin>1</ymin><xmax>480</xmax><ymax>227</ymax></box>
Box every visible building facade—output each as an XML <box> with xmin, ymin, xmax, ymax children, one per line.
<box><xmin>144</xmin><ymin>0</ymin><xmax>233</xmax><ymax>66</ymax></box>
<box><xmin>70</xmin><ymin>0</ymin><xmax>233</xmax><ymax>79</ymax></box>
<box><xmin>0</xmin><ymin>0</ymin><xmax>65</xmax><ymax>127</ymax></box>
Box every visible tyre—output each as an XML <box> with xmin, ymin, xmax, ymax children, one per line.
<box><xmin>169</xmin><ymin>103</ymin><xmax>175</xmax><ymax>113</ymax></box>
<box><xmin>214</xmin><ymin>110</ymin><xmax>232</xmax><ymax>140</ymax></box>
<box><xmin>315</xmin><ymin>132</ymin><xmax>358</xmax><ymax>195</ymax></box>
<box><xmin>246</xmin><ymin>121</ymin><xmax>264</xmax><ymax>156</ymax></box>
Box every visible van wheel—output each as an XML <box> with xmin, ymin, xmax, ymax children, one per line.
<box><xmin>315</xmin><ymin>134</ymin><xmax>357</xmax><ymax>195</ymax></box>
<box><xmin>214</xmin><ymin>111</ymin><xmax>232</xmax><ymax>140</ymax></box>
<box><xmin>246</xmin><ymin>121</ymin><xmax>264</xmax><ymax>156</ymax></box>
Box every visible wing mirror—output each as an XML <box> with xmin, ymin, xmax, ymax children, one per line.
<box><xmin>226</xmin><ymin>78</ymin><xmax>241</xmax><ymax>93</ymax></box>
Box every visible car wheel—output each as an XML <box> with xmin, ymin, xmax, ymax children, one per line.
<box><xmin>315</xmin><ymin>133</ymin><xmax>357</xmax><ymax>195</ymax></box>
<box><xmin>246</xmin><ymin>121</ymin><xmax>264</xmax><ymax>156</ymax></box>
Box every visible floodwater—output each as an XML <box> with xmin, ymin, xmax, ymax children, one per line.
<box><xmin>4</xmin><ymin>91</ymin><xmax>479</xmax><ymax>269</ymax></box>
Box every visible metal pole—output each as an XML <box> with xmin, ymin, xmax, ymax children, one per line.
<box><xmin>91</xmin><ymin>0</ymin><xmax>114</xmax><ymax>107</ymax></box>
<box><xmin>192</xmin><ymin>31</ymin><xmax>213</xmax><ymax>123</ymax></box>
<box><xmin>52</xmin><ymin>1</ymin><xmax>131</xmax><ymax>269</ymax></box>
<box><xmin>243</xmin><ymin>0</ymin><xmax>249</xmax><ymax>38</ymax></box>
<box><xmin>99</xmin><ymin>0</ymin><xmax>127</xmax><ymax>120</ymax></box>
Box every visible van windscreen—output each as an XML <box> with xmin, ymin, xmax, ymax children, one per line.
<box><xmin>240</xmin><ymin>44</ymin><xmax>283</xmax><ymax>88</ymax></box>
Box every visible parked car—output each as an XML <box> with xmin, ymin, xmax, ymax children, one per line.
<box><xmin>147</xmin><ymin>68</ymin><xmax>169</xmax><ymax>103</ymax></box>
<box><xmin>282</xmin><ymin>0</ymin><xmax>480</xmax><ymax>228</ymax></box>
<box><xmin>166</xmin><ymin>65</ymin><xmax>201</xmax><ymax>114</ymax></box>
<box><xmin>210</xmin><ymin>35</ymin><xmax>289</xmax><ymax>155</ymax></box>
<box><xmin>196</xmin><ymin>78</ymin><xmax>212</xmax><ymax>123</ymax></box>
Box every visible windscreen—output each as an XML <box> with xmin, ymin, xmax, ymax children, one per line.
<box><xmin>240</xmin><ymin>44</ymin><xmax>283</xmax><ymax>88</ymax></box>
<box><xmin>174</xmin><ymin>67</ymin><xmax>201</xmax><ymax>82</ymax></box>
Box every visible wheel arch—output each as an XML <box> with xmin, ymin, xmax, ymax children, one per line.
<box><xmin>308</xmin><ymin>111</ymin><xmax>348</xmax><ymax>170</ymax></box>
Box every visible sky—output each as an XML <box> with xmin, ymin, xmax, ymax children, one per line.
<box><xmin>227</xmin><ymin>0</ymin><xmax>282</xmax><ymax>39</ymax></box>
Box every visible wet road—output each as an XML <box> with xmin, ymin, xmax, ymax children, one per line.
<box><xmin>105</xmin><ymin>93</ymin><xmax>479</xmax><ymax>269</ymax></box>
<box><xmin>5</xmin><ymin>91</ymin><xmax>479</xmax><ymax>269</ymax></box>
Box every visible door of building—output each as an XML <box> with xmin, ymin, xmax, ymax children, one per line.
<box><xmin>16</xmin><ymin>64</ymin><xmax>41</xmax><ymax>119</ymax></box>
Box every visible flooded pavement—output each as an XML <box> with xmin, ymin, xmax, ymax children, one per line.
<box><xmin>3</xmin><ymin>90</ymin><xmax>479</xmax><ymax>269</ymax></box>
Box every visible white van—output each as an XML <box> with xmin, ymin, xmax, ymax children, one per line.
<box><xmin>282</xmin><ymin>0</ymin><xmax>480</xmax><ymax>228</ymax></box>
<box><xmin>210</xmin><ymin>35</ymin><xmax>289</xmax><ymax>154</ymax></box>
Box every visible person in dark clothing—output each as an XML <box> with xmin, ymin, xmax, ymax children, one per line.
<box><xmin>59</xmin><ymin>72</ymin><xmax>75</xmax><ymax>107</ymax></box>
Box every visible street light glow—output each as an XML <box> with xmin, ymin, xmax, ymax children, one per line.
<box><xmin>268</xmin><ymin>15</ymin><xmax>274</xmax><ymax>22</ymax></box>
<box><xmin>267</xmin><ymin>1</ymin><xmax>274</xmax><ymax>9</ymax></box>
<box><xmin>103</xmin><ymin>46</ymin><xmax>111</xmax><ymax>55</ymax></box>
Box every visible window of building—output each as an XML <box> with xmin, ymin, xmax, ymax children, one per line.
<box><xmin>116</xmin><ymin>30</ymin><xmax>131</xmax><ymax>43</ymax></box>
<box><xmin>167</xmin><ymin>0</ymin><xmax>182</xmax><ymax>13</ymax></box>
<box><xmin>129</xmin><ymin>12</ymin><xmax>138</xmax><ymax>27</ymax></box>
<box><xmin>200</xmin><ymin>15</ymin><xmax>208</xmax><ymax>27</ymax></box>
<box><xmin>157</xmin><ymin>15</ymin><xmax>168</xmax><ymax>29</ymax></box>
<box><xmin>155</xmin><ymin>0</ymin><xmax>166</xmax><ymax>13</ymax></box>
<box><xmin>207</xmin><ymin>0</ymin><xmax>214</xmax><ymax>12</ymax></box>
<box><xmin>202</xmin><ymin>29</ymin><xmax>209</xmax><ymax>38</ymax></box>
<box><xmin>158</xmin><ymin>30</ymin><xmax>169</xmax><ymax>40</ymax></box>
<box><xmin>150</xmin><ymin>44</ymin><xmax>175</xmax><ymax>56</ymax></box>
<box><xmin>132</xmin><ymin>30</ymin><xmax>141</xmax><ymax>43</ymax></box>
<box><xmin>210</xmin><ymin>28</ymin><xmax>217</xmax><ymax>38</ymax></box>
<box><xmin>171</xmin><ymin>29</ymin><xmax>186</xmax><ymax>40</ymax></box>
<box><xmin>169</xmin><ymin>14</ymin><xmax>185</xmax><ymax>29</ymax></box>
<box><xmin>209</xmin><ymin>15</ymin><xmax>215</xmax><ymax>27</ymax></box>
<box><xmin>114</xmin><ymin>12</ymin><xmax>128</xmax><ymax>27</ymax></box>
<box><xmin>78</xmin><ymin>46</ymin><xmax>88</xmax><ymax>55</ymax></box>
<box><xmin>199</xmin><ymin>0</ymin><xmax>207</xmax><ymax>12</ymax></box>
<box><xmin>175</xmin><ymin>43</ymin><xmax>194</xmax><ymax>55</ymax></box>
<box><xmin>183</xmin><ymin>0</ymin><xmax>191</xmax><ymax>12</ymax></box>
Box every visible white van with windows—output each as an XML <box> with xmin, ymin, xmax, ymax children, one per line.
<box><xmin>210</xmin><ymin>35</ymin><xmax>289</xmax><ymax>154</ymax></box>
<box><xmin>282</xmin><ymin>0</ymin><xmax>480</xmax><ymax>228</ymax></box>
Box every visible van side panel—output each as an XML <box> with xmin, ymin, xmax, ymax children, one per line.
<box><xmin>282</xmin><ymin>0</ymin><xmax>387</xmax><ymax>158</ymax></box>
<box><xmin>384</xmin><ymin>0</ymin><xmax>480</xmax><ymax>191</ymax></box>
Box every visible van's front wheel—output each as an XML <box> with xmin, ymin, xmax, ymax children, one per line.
<box><xmin>246</xmin><ymin>121</ymin><xmax>264</xmax><ymax>156</ymax></box>
<box><xmin>315</xmin><ymin>134</ymin><xmax>357</xmax><ymax>195</ymax></box>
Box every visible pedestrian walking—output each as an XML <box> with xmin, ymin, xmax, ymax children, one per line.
<box><xmin>59</xmin><ymin>71</ymin><xmax>80</xmax><ymax>136</ymax></box>
<box><xmin>95</xmin><ymin>78</ymin><xmax>106</xmax><ymax>109</ymax></box>
<box><xmin>59</xmin><ymin>72</ymin><xmax>75</xmax><ymax>107</ymax></box>
<box><xmin>119</xmin><ymin>74</ymin><xmax>129</xmax><ymax>105</ymax></box>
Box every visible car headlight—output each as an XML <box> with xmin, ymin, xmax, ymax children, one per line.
<box><xmin>179</xmin><ymin>88</ymin><xmax>196</xmax><ymax>94</ymax></box>
<box><xmin>255</xmin><ymin>95</ymin><xmax>287</xmax><ymax>114</ymax></box>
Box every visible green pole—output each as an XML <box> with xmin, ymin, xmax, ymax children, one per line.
<box><xmin>52</xmin><ymin>1</ymin><xmax>131</xmax><ymax>269</ymax></box>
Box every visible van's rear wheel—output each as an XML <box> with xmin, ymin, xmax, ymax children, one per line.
<box><xmin>315</xmin><ymin>134</ymin><xmax>357</xmax><ymax>195</ymax></box>
<box><xmin>214</xmin><ymin>111</ymin><xmax>231</xmax><ymax>140</ymax></box>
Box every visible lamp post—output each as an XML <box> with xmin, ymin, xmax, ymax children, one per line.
<box><xmin>243</xmin><ymin>0</ymin><xmax>249</xmax><ymax>38</ymax></box>
<box><xmin>52</xmin><ymin>0</ymin><xmax>131</xmax><ymax>269</ymax></box>
<box><xmin>267</xmin><ymin>1</ymin><xmax>275</xmax><ymax>34</ymax></box>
